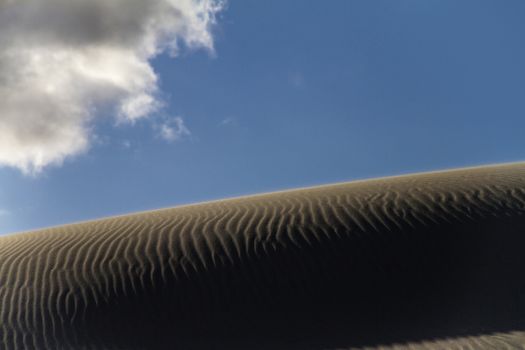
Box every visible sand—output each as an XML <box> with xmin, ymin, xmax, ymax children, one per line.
<box><xmin>1</xmin><ymin>163</ymin><xmax>525</xmax><ymax>349</ymax></box>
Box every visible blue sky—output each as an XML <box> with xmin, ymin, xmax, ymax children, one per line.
<box><xmin>1</xmin><ymin>0</ymin><xmax>525</xmax><ymax>235</ymax></box>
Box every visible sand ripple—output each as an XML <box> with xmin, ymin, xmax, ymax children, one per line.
<box><xmin>1</xmin><ymin>163</ymin><xmax>525</xmax><ymax>348</ymax></box>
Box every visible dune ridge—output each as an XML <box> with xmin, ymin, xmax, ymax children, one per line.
<box><xmin>1</xmin><ymin>163</ymin><xmax>525</xmax><ymax>348</ymax></box>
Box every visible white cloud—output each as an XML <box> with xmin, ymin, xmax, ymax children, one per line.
<box><xmin>0</xmin><ymin>0</ymin><xmax>224</xmax><ymax>174</ymax></box>
<box><xmin>0</xmin><ymin>209</ymin><xmax>10</xmax><ymax>217</ymax></box>
<box><xmin>159</xmin><ymin>117</ymin><xmax>191</xmax><ymax>142</ymax></box>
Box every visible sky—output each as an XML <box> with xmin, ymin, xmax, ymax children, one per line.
<box><xmin>1</xmin><ymin>0</ymin><xmax>525</xmax><ymax>235</ymax></box>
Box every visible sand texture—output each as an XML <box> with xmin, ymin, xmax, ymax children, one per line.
<box><xmin>2</xmin><ymin>163</ymin><xmax>525</xmax><ymax>349</ymax></box>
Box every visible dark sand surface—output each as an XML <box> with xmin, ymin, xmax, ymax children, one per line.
<box><xmin>2</xmin><ymin>163</ymin><xmax>525</xmax><ymax>349</ymax></box>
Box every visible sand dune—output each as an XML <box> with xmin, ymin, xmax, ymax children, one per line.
<box><xmin>2</xmin><ymin>163</ymin><xmax>525</xmax><ymax>349</ymax></box>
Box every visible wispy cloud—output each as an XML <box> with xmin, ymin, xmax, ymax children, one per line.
<box><xmin>220</xmin><ymin>117</ymin><xmax>235</xmax><ymax>126</ymax></box>
<box><xmin>159</xmin><ymin>117</ymin><xmax>191</xmax><ymax>142</ymax></box>
<box><xmin>0</xmin><ymin>209</ymin><xmax>10</xmax><ymax>217</ymax></box>
<box><xmin>0</xmin><ymin>0</ymin><xmax>224</xmax><ymax>174</ymax></box>
<box><xmin>289</xmin><ymin>71</ymin><xmax>305</xmax><ymax>88</ymax></box>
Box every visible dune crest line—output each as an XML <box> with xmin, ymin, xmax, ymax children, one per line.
<box><xmin>2</xmin><ymin>163</ymin><xmax>525</xmax><ymax>349</ymax></box>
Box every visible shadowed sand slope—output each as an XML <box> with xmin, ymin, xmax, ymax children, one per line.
<box><xmin>2</xmin><ymin>163</ymin><xmax>525</xmax><ymax>349</ymax></box>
